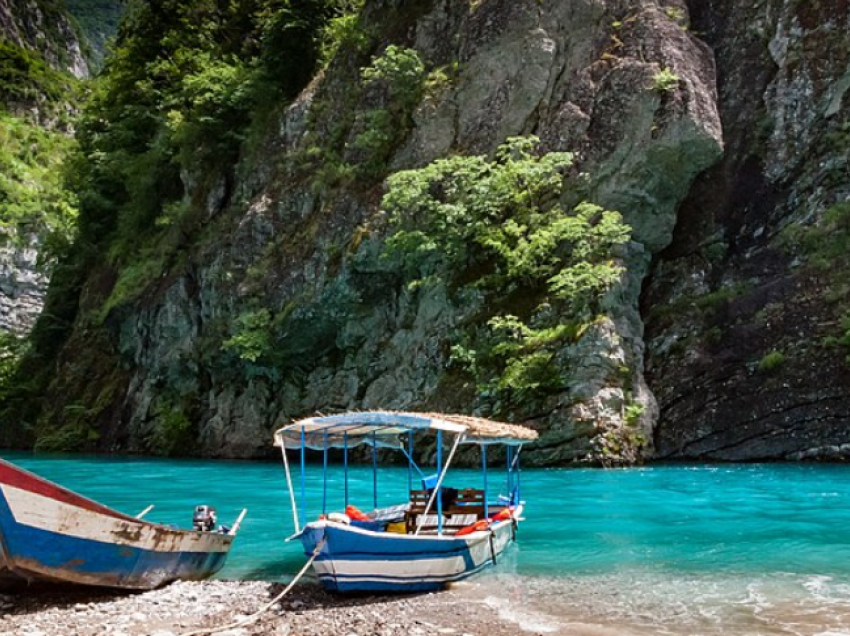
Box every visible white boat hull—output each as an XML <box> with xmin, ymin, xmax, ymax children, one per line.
<box><xmin>300</xmin><ymin>514</ymin><xmax>519</xmax><ymax>592</ymax></box>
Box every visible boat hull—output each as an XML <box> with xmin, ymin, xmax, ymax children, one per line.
<box><xmin>0</xmin><ymin>460</ymin><xmax>234</xmax><ymax>590</ymax></box>
<box><xmin>300</xmin><ymin>518</ymin><xmax>517</xmax><ymax>593</ymax></box>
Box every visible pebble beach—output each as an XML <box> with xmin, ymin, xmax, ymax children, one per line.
<box><xmin>0</xmin><ymin>579</ymin><xmax>556</xmax><ymax>636</ymax></box>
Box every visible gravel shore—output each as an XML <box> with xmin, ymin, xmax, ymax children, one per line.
<box><xmin>0</xmin><ymin>579</ymin><xmax>561</xmax><ymax>636</ymax></box>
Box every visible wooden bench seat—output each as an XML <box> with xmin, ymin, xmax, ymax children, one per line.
<box><xmin>405</xmin><ymin>488</ymin><xmax>486</xmax><ymax>534</ymax></box>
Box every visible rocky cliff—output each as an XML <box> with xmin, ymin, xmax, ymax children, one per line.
<box><xmin>8</xmin><ymin>0</ymin><xmax>850</xmax><ymax>464</ymax></box>
<box><xmin>0</xmin><ymin>0</ymin><xmax>88</xmax><ymax>78</ymax></box>
<box><xmin>644</xmin><ymin>0</ymin><xmax>850</xmax><ymax>460</ymax></box>
<box><xmin>0</xmin><ymin>1</ymin><xmax>121</xmax><ymax>336</ymax></box>
<box><xmin>1</xmin><ymin>0</ymin><xmax>88</xmax><ymax>340</ymax></box>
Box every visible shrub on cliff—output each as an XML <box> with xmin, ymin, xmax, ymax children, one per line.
<box><xmin>382</xmin><ymin>136</ymin><xmax>631</xmax><ymax>412</ymax></box>
<box><xmin>0</xmin><ymin>112</ymin><xmax>78</xmax><ymax>251</ymax></box>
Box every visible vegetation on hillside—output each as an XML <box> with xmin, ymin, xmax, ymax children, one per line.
<box><xmin>0</xmin><ymin>113</ymin><xmax>78</xmax><ymax>248</ymax></box>
<box><xmin>0</xmin><ymin>28</ymin><xmax>82</xmax><ymax>411</ymax></box>
<box><xmin>3</xmin><ymin>0</ymin><xmax>633</xmax><ymax>452</ymax></box>
<box><xmin>64</xmin><ymin>0</ymin><xmax>125</xmax><ymax>67</ymax></box>
<box><xmin>0</xmin><ymin>38</ymin><xmax>81</xmax><ymax>121</ymax></box>
<box><xmin>383</xmin><ymin>136</ymin><xmax>631</xmax><ymax>415</ymax></box>
<box><xmin>67</xmin><ymin>0</ymin><xmax>358</xmax><ymax>265</ymax></box>
<box><xmin>1</xmin><ymin>0</ymin><xmax>367</xmax><ymax>449</ymax></box>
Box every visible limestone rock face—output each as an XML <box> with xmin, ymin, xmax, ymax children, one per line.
<box><xmin>60</xmin><ymin>0</ymin><xmax>721</xmax><ymax>463</ymax></box>
<box><xmin>0</xmin><ymin>0</ymin><xmax>92</xmax><ymax>341</ymax></box>
<box><xmin>0</xmin><ymin>234</ymin><xmax>47</xmax><ymax>335</ymax></box>
<box><xmin>644</xmin><ymin>0</ymin><xmax>850</xmax><ymax>460</ymax></box>
<box><xmin>0</xmin><ymin>0</ymin><xmax>89</xmax><ymax>78</ymax></box>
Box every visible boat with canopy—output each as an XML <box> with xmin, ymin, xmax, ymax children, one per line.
<box><xmin>273</xmin><ymin>410</ymin><xmax>538</xmax><ymax>592</ymax></box>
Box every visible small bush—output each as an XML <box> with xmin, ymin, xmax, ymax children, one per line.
<box><xmin>361</xmin><ymin>45</ymin><xmax>426</xmax><ymax>110</ymax></box>
<box><xmin>757</xmin><ymin>350</ymin><xmax>785</xmax><ymax>373</ymax></box>
<box><xmin>222</xmin><ymin>308</ymin><xmax>272</xmax><ymax>362</ymax></box>
<box><xmin>652</xmin><ymin>67</ymin><xmax>680</xmax><ymax>93</ymax></box>
<box><xmin>318</xmin><ymin>0</ymin><xmax>367</xmax><ymax>65</ymax></box>
<box><xmin>0</xmin><ymin>332</ymin><xmax>28</xmax><ymax>399</ymax></box>
<box><xmin>624</xmin><ymin>402</ymin><xmax>645</xmax><ymax>426</ymax></box>
<box><xmin>149</xmin><ymin>402</ymin><xmax>194</xmax><ymax>456</ymax></box>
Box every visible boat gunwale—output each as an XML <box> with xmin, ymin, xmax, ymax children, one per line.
<box><xmin>303</xmin><ymin>517</ymin><xmax>515</xmax><ymax>543</ymax></box>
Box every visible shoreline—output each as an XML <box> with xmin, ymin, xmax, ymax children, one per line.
<box><xmin>0</xmin><ymin>579</ymin><xmax>555</xmax><ymax>636</ymax></box>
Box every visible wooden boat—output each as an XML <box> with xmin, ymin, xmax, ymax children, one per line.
<box><xmin>0</xmin><ymin>458</ymin><xmax>245</xmax><ymax>590</ymax></box>
<box><xmin>274</xmin><ymin>411</ymin><xmax>538</xmax><ymax>593</ymax></box>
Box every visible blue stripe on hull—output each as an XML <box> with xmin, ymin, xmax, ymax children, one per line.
<box><xmin>322</xmin><ymin>578</ymin><xmax>449</xmax><ymax>593</ymax></box>
<box><xmin>302</xmin><ymin>524</ymin><xmax>479</xmax><ymax>557</ymax></box>
<box><xmin>316</xmin><ymin>558</ymin><xmax>494</xmax><ymax>592</ymax></box>
<box><xmin>0</xmin><ymin>491</ymin><xmax>228</xmax><ymax>589</ymax></box>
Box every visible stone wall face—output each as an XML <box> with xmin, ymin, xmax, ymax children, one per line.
<box><xmin>0</xmin><ymin>0</ymin><xmax>89</xmax><ymax>78</ymax></box>
<box><xmin>644</xmin><ymin>0</ymin><xmax>850</xmax><ymax>460</ymax></box>
<box><xmin>0</xmin><ymin>236</ymin><xmax>47</xmax><ymax>335</ymax></box>
<box><xmin>0</xmin><ymin>0</ymin><xmax>88</xmax><ymax>342</ymax></box>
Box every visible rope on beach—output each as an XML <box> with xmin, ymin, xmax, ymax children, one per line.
<box><xmin>180</xmin><ymin>538</ymin><xmax>326</xmax><ymax>636</ymax></box>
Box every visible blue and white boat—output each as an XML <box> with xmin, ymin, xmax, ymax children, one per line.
<box><xmin>273</xmin><ymin>411</ymin><xmax>538</xmax><ymax>593</ymax></box>
<box><xmin>0</xmin><ymin>458</ymin><xmax>246</xmax><ymax>590</ymax></box>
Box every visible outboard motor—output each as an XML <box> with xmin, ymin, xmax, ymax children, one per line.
<box><xmin>192</xmin><ymin>505</ymin><xmax>217</xmax><ymax>532</ymax></box>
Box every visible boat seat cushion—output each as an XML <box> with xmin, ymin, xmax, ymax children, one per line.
<box><xmin>447</xmin><ymin>514</ymin><xmax>478</xmax><ymax>527</ymax></box>
<box><xmin>371</xmin><ymin>503</ymin><xmax>410</xmax><ymax>522</ymax></box>
<box><xmin>415</xmin><ymin>514</ymin><xmax>443</xmax><ymax>528</ymax></box>
<box><xmin>414</xmin><ymin>513</ymin><xmax>480</xmax><ymax>535</ymax></box>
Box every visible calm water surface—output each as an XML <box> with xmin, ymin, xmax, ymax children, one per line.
<box><xmin>5</xmin><ymin>453</ymin><xmax>850</xmax><ymax>635</ymax></box>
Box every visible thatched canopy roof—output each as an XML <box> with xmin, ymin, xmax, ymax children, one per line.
<box><xmin>273</xmin><ymin>410</ymin><xmax>538</xmax><ymax>450</ymax></box>
<box><xmin>414</xmin><ymin>412</ymin><xmax>538</xmax><ymax>442</ymax></box>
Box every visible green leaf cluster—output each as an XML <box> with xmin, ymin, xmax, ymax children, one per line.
<box><xmin>318</xmin><ymin>0</ymin><xmax>367</xmax><ymax>65</ymax></box>
<box><xmin>299</xmin><ymin>44</ymin><xmax>428</xmax><ymax>190</ymax></box>
<box><xmin>64</xmin><ymin>0</ymin><xmax>361</xmax><ymax>302</ymax></box>
<box><xmin>757</xmin><ymin>349</ymin><xmax>785</xmax><ymax>373</ymax></box>
<box><xmin>652</xmin><ymin>67</ymin><xmax>680</xmax><ymax>93</ymax></box>
<box><xmin>222</xmin><ymin>308</ymin><xmax>272</xmax><ymax>362</ymax></box>
<box><xmin>0</xmin><ymin>332</ymin><xmax>28</xmax><ymax>402</ymax></box>
<box><xmin>382</xmin><ymin>136</ymin><xmax>631</xmax><ymax>411</ymax></box>
<box><xmin>0</xmin><ymin>112</ymin><xmax>78</xmax><ymax>254</ymax></box>
<box><xmin>361</xmin><ymin>44</ymin><xmax>426</xmax><ymax>110</ymax></box>
<box><xmin>148</xmin><ymin>401</ymin><xmax>194</xmax><ymax>456</ymax></box>
<box><xmin>0</xmin><ymin>37</ymin><xmax>80</xmax><ymax>118</ymax></box>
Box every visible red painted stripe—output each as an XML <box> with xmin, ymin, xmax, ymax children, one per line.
<box><xmin>0</xmin><ymin>459</ymin><xmax>137</xmax><ymax>522</ymax></box>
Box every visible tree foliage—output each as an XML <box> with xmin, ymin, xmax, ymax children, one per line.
<box><xmin>0</xmin><ymin>112</ymin><xmax>78</xmax><ymax>255</ymax></box>
<box><xmin>0</xmin><ymin>37</ymin><xmax>81</xmax><ymax>120</ymax></box>
<box><xmin>4</xmin><ymin>0</ymin><xmax>365</xmax><ymax>433</ymax></box>
<box><xmin>382</xmin><ymin>136</ymin><xmax>631</xmax><ymax>411</ymax></box>
<box><xmin>51</xmin><ymin>0</ymin><xmax>364</xmax><ymax>323</ymax></box>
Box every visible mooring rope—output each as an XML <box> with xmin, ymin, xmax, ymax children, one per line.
<box><xmin>181</xmin><ymin>537</ymin><xmax>326</xmax><ymax>636</ymax></box>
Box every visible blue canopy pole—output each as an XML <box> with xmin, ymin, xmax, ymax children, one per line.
<box><xmin>436</xmin><ymin>430</ymin><xmax>443</xmax><ymax>534</ymax></box>
<box><xmin>514</xmin><ymin>447</ymin><xmax>522</xmax><ymax>504</ymax></box>
<box><xmin>322</xmin><ymin>432</ymin><xmax>328</xmax><ymax>515</ymax></box>
<box><xmin>300</xmin><ymin>426</ymin><xmax>306</xmax><ymax>527</ymax></box>
<box><xmin>343</xmin><ymin>431</ymin><xmax>349</xmax><ymax>508</ymax></box>
<box><xmin>482</xmin><ymin>444</ymin><xmax>488</xmax><ymax>517</ymax></box>
<box><xmin>408</xmin><ymin>432</ymin><xmax>414</xmax><ymax>494</ymax></box>
<box><xmin>372</xmin><ymin>431</ymin><xmax>378</xmax><ymax>510</ymax></box>
<box><xmin>506</xmin><ymin>445</ymin><xmax>513</xmax><ymax>500</ymax></box>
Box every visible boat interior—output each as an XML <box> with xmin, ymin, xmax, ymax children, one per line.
<box><xmin>339</xmin><ymin>487</ymin><xmax>513</xmax><ymax>536</ymax></box>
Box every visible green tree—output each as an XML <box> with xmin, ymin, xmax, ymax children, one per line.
<box><xmin>382</xmin><ymin>136</ymin><xmax>631</xmax><ymax>410</ymax></box>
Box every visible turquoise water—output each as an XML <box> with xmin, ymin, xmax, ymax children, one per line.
<box><xmin>5</xmin><ymin>453</ymin><xmax>850</xmax><ymax>634</ymax></box>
